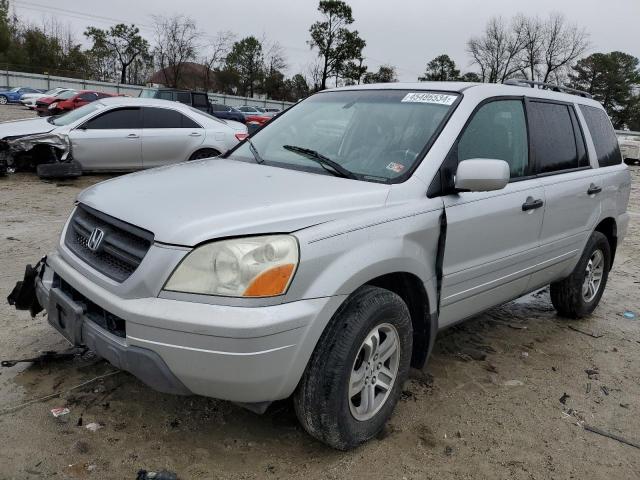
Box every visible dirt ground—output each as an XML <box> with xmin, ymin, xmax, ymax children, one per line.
<box><xmin>1</xmin><ymin>103</ymin><xmax>639</xmax><ymax>479</ymax></box>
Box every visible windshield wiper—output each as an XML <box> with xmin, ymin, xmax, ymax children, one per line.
<box><xmin>247</xmin><ymin>138</ymin><xmax>264</xmax><ymax>164</ymax></box>
<box><xmin>282</xmin><ymin>145</ymin><xmax>357</xmax><ymax>180</ymax></box>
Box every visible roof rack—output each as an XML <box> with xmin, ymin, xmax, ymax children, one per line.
<box><xmin>503</xmin><ymin>79</ymin><xmax>593</xmax><ymax>99</ymax></box>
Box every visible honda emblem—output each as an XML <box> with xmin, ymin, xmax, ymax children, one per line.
<box><xmin>87</xmin><ymin>228</ymin><xmax>105</xmax><ymax>252</ymax></box>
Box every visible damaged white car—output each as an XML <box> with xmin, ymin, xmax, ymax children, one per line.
<box><xmin>0</xmin><ymin>97</ymin><xmax>248</xmax><ymax>178</ymax></box>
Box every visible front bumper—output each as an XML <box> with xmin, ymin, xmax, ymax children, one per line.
<box><xmin>37</xmin><ymin>251</ymin><xmax>345</xmax><ymax>403</ymax></box>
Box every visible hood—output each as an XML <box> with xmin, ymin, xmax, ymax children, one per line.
<box><xmin>77</xmin><ymin>159</ymin><xmax>390</xmax><ymax>246</ymax></box>
<box><xmin>0</xmin><ymin>117</ymin><xmax>55</xmax><ymax>140</ymax></box>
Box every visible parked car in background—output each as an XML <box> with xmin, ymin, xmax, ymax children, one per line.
<box><xmin>264</xmin><ymin>107</ymin><xmax>281</xmax><ymax>114</ymax></box>
<box><xmin>1</xmin><ymin>97</ymin><xmax>247</xmax><ymax>177</ymax></box>
<box><xmin>210</xmin><ymin>103</ymin><xmax>246</xmax><ymax>123</ymax></box>
<box><xmin>617</xmin><ymin>130</ymin><xmax>640</xmax><ymax>165</ymax></box>
<box><xmin>139</xmin><ymin>88</ymin><xmax>211</xmax><ymax>113</ymax></box>
<box><xmin>0</xmin><ymin>87</ymin><xmax>44</xmax><ymax>104</ymax></box>
<box><xmin>20</xmin><ymin>87</ymin><xmax>74</xmax><ymax>109</ymax></box>
<box><xmin>236</xmin><ymin>105</ymin><xmax>264</xmax><ymax>116</ymax></box>
<box><xmin>36</xmin><ymin>90</ymin><xmax>114</xmax><ymax>116</ymax></box>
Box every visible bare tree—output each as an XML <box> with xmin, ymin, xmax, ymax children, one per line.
<box><xmin>152</xmin><ymin>15</ymin><xmax>199</xmax><ymax>88</ymax></box>
<box><xmin>540</xmin><ymin>13</ymin><xmax>589</xmax><ymax>82</ymax></box>
<box><xmin>467</xmin><ymin>16</ymin><xmax>525</xmax><ymax>83</ymax></box>
<box><xmin>469</xmin><ymin>13</ymin><xmax>590</xmax><ymax>84</ymax></box>
<box><xmin>200</xmin><ymin>30</ymin><xmax>235</xmax><ymax>91</ymax></box>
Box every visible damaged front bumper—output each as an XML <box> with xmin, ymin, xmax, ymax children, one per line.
<box><xmin>1</xmin><ymin>132</ymin><xmax>72</xmax><ymax>171</ymax></box>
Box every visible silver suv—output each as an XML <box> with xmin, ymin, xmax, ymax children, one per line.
<box><xmin>21</xmin><ymin>81</ymin><xmax>631</xmax><ymax>450</ymax></box>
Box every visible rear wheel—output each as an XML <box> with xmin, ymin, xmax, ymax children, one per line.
<box><xmin>550</xmin><ymin>231</ymin><xmax>611</xmax><ymax>318</ymax></box>
<box><xmin>0</xmin><ymin>95</ymin><xmax>7</xmax><ymax>105</ymax></box>
<box><xmin>294</xmin><ymin>285</ymin><xmax>412</xmax><ymax>450</ymax></box>
<box><xmin>188</xmin><ymin>148</ymin><xmax>221</xmax><ymax>161</ymax></box>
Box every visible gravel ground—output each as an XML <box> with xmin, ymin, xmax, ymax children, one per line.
<box><xmin>0</xmin><ymin>104</ymin><xmax>639</xmax><ymax>479</ymax></box>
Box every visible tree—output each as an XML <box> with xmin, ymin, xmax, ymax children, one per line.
<box><xmin>419</xmin><ymin>54</ymin><xmax>460</xmax><ymax>81</ymax></box>
<box><xmin>362</xmin><ymin>64</ymin><xmax>397</xmax><ymax>84</ymax></box>
<box><xmin>284</xmin><ymin>73</ymin><xmax>310</xmax><ymax>101</ymax></box>
<box><xmin>85</xmin><ymin>24</ymin><xmax>149</xmax><ymax>84</ymax></box>
<box><xmin>225</xmin><ymin>36</ymin><xmax>264</xmax><ymax>97</ymax></box>
<box><xmin>342</xmin><ymin>56</ymin><xmax>367</xmax><ymax>85</ymax></box>
<box><xmin>459</xmin><ymin>71</ymin><xmax>482</xmax><ymax>82</ymax></box>
<box><xmin>467</xmin><ymin>16</ymin><xmax>526</xmax><ymax>83</ymax></box>
<box><xmin>262</xmin><ymin>40</ymin><xmax>288</xmax><ymax>99</ymax></box>
<box><xmin>153</xmin><ymin>15</ymin><xmax>199</xmax><ymax>88</ymax></box>
<box><xmin>570</xmin><ymin>52</ymin><xmax>640</xmax><ymax>128</ymax></box>
<box><xmin>200</xmin><ymin>31</ymin><xmax>235</xmax><ymax>91</ymax></box>
<box><xmin>308</xmin><ymin>0</ymin><xmax>366</xmax><ymax>89</ymax></box>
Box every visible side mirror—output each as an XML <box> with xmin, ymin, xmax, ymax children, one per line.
<box><xmin>454</xmin><ymin>159</ymin><xmax>510</xmax><ymax>192</ymax></box>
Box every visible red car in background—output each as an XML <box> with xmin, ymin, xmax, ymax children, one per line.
<box><xmin>36</xmin><ymin>90</ymin><xmax>116</xmax><ymax>116</ymax></box>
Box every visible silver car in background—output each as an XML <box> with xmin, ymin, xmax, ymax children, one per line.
<box><xmin>1</xmin><ymin>97</ymin><xmax>247</xmax><ymax>174</ymax></box>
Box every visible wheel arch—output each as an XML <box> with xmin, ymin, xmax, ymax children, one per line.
<box><xmin>363</xmin><ymin>271</ymin><xmax>436</xmax><ymax>369</ymax></box>
<box><xmin>594</xmin><ymin>217</ymin><xmax>617</xmax><ymax>266</ymax></box>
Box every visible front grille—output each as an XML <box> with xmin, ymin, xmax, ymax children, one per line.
<box><xmin>65</xmin><ymin>204</ymin><xmax>154</xmax><ymax>282</ymax></box>
<box><xmin>54</xmin><ymin>274</ymin><xmax>126</xmax><ymax>338</ymax></box>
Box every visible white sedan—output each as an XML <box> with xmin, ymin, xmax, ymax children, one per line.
<box><xmin>1</xmin><ymin>97</ymin><xmax>248</xmax><ymax>175</ymax></box>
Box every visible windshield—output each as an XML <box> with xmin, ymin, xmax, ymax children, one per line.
<box><xmin>56</xmin><ymin>90</ymin><xmax>76</xmax><ymax>100</ymax></box>
<box><xmin>230</xmin><ymin>90</ymin><xmax>459</xmax><ymax>182</ymax></box>
<box><xmin>49</xmin><ymin>103</ymin><xmax>103</xmax><ymax>126</ymax></box>
<box><xmin>10</xmin><ymin>87</ymin><xmax>20</xmax><ymax>92</ymax></box>
<box><xmin>139</xmin><ymin>89</ymin><xmax>158</xmax><ymax>98</ymax></box>
<box><xmin>187</xmin><ymin>106</ymin><xmax>225</xmax><ymax>124</ymax></box>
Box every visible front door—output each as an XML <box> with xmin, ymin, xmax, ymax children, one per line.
<box><xmin>439</xmin><ymin>98</ymin><xmax>545</xmax><ymax>326</ymax></box>
<box><xmin>70</xmin><ymin>107</ymin><xmax>142</xmax><ymax>171</ymax></box>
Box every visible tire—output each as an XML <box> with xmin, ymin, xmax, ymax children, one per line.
<box><xmin>550</xmin><ymin>231</ymin><xmax>611</xmax><ymax>319</ymax></box>
<box><xmin>0</xmin><ymin>95</ymin><xmax>7</xmax><ymax>105</ymax></box>
<box><xmin>37</xmin><ymin>161</ymin><xmax>83</xmax><ymax>179</ymax></box>
<box><xmin>293</xmin><ymin>285</ymin><xmax>412</xmax><ymax>450</ymax></box>
<box><xmin>188</xmin><ymin>148</ymin><xmax>221</xmax><ymax>160</ymax></box>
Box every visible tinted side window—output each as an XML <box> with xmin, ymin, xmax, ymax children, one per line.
<box><xmin>528</xmin><ymin>102</ymin><xmax>579</xmax><ymax>174</ymax></box>
<box><xmin>157</xmin><ymin>91</ymin><xmax>173</xmax><ymax>101</ymax></box>
<box><xmin>176</xmin><ymin>92</ymin><xmax>191</xmax><ymax>104</ymax></box>
<box><xmin>457</xmin><ymin>100</ymin><xmax>529</xmax><ymax>178</ymax></box>
<box><xmin>579</xmin><ymin>105</ymin><xmax>622</xmax><ymax>167</ymax></box>
<box><xmin>83</xmin><ymin>108</ymin><xmax>141</xmax><ymax>129</ymax></box>
<box><xmin>78</xmin><ymin>93</ymin><xmax>97</xmax><ymax>102</ymax></box>
<box><xmin>192</xmin><ymin>94</ymin><xmax>208</xmax><ymax>107</ymax></box>
<box><xmin>143</xmin><ymin>107</ymin><xmax>200</xmax><ymax>128</ymax></box>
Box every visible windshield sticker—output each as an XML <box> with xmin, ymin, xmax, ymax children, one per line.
<box><xmin>386</xmin><ymin>162</ymin><xmax>405</xmax><ymax>173</ymax></box>
<box><xmin>401</xmin><ymin>92</ymin><xmax>457</xmax><ymax>105</ymax></box>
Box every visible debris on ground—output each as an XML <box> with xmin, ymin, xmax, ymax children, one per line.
<box><xmin>601</xmin><ymin>386</ymin><xmax>610</xmax><ymax>396</ymax></box>
<box><xmin>85</xmin><ymin>422</ymin><xmax>103</xmax><ymax>432</ymax></box>
<box><xmin>586</xmin><ymin>383</ymin><xmax>591</xmax><ymax>394</ymax></box>
<box><xmin>1</xmin><ymin>347</ymin><xmax>86</xmax><ymax>368</ymax></box>
<box><xmin>620</xmin><ymin>403</ymin><xmax>630</xmax><ymax>409</ymax></box>
<box><xmin>583</xmin><ymin>424</ymin><xmax>640</xmax><ymax>450</ymax></box>
<box><xmin>484</xmin><ymin>363</ymin><xmax>498</xmax><ymax>373</ymax></box>
<box><xmin>622</xmin><ymin>311</ymin><xmax>636</xmax><ymax>320</ymax></box>
<box><xmin>50</xmin><ymin>407</ymin><xmax>70</xmax><ymax>418</ymax></box>
<box><xmin>136</xmin><ymin>469</ymin><xmax>178</xmax><ymax>480</ymax></box>
<box><xmin>559</xmin><ymin>393</ymin><xmax>570</xmax><ymax>405</ymax></box>
<box><xmin>568</xmin><ymin>325</ymin><xmax>604</xmax><ymax>338</ymax></box>
<box><xmin>585</xmin><ymin>368</ymin><xmax>599</xmax><ymax>378</ymax></box>
<box><xmin>521</xmin><ymin>352</ymin><xmax>529</xmax><ymax>358</ymax></box>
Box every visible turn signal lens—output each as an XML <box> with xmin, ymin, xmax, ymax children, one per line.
<box><xmin>243</xmin><ymin>264</ymin><xmax>295</xmax><ymax>297</ymax></box>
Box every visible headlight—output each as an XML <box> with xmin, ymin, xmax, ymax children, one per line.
<box><xmin>164</xmin><ymin>235</ymin><xmax>299</xmax><ymax>297</ymax></box>
<box><xmin>48</xmin><ymin>102</ymin><xmax>58</xmax><ymax>109</ymax></box>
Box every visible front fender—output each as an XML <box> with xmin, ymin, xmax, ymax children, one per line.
<box><xmin>286</xmin><ymin>201</ymin><xmax>443</xmax><ymax>311</ymax></box>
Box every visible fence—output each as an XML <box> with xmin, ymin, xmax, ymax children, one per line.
<box><xmin>2</xmin><ymin>69</ymin><xmax>295</xmax><ymax>110</ymax></box>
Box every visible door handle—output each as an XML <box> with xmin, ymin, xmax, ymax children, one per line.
<box><xmin>522</xmin><ymin>197</ymin><xmax>544</xmax><ymax>211</ymax></box>
<box><xmin>189</xmin><ymin>132</ymin><xmax>202</xmax><ymax>137</ymax></box>
<box><xmin>126</xmin><ymin>133</ymin><xmax>139</xmax><ymax>139</ymax></box>
<box><xmin>587</xmin><ymin>184</ymin><xmax>602</xmax><ymax>195</ymax></box>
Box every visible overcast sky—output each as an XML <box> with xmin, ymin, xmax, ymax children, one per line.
<box><xmin>14</xmin><ymin>0</ymin><xmax>640</xmax><ymax>82</ymax></box>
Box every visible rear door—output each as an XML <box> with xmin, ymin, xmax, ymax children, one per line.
<box><xmin>439</xmin><ymin>98</ymin><xmax>545</xmax><ymax>326</ymax></box>
<box><xmin>69</xmin><ymin>107</ymin><xmax>143</xmax><ymax>171</ymax></box>
<box><xmin>526</xmin><ymin>100</ymin><xmax>600</xmax><ymax>289</ymax></box>
<box><xmin>141</xmin><ymin>106</ymin><xmax>205</xmax><ymax>168</ymax></box>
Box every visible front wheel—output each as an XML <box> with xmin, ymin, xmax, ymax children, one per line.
<box><xmin>0</xmin><ymin>95</ymin><xmax>7</xmax><ymax>105</ymax></box>
<box><xmin>294</xmin><ymin>285</ymin><xmax>412</xmax><ymax>450</ymax></box>
<box><xmin>188</xmin><ymin>148</ymin><xmax>221</xmax><ymax>160</ymax></box>
<box><xmin>550</xmin><ymin>231</ymin><xmax>611</xmax><ymax>318</ymax></box>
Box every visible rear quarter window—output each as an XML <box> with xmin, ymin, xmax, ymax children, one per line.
<box><xmin>579</xmin><ymin>105</ymin><xmax>623</xmax><ymax>167</ymax></box>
